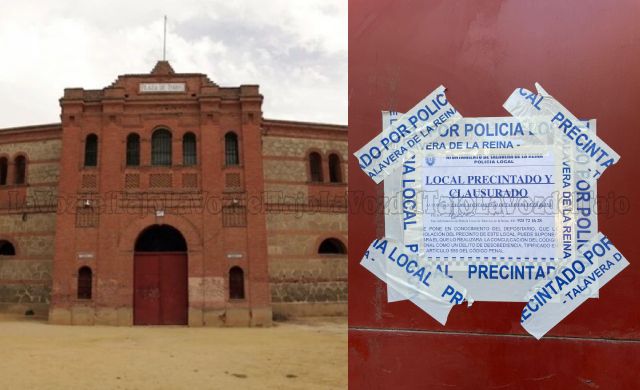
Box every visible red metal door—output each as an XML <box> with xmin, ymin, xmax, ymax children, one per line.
<box><xmin>134</xmin><ymin>252</ymin><xmax>188</xmax><ymax>325</ymax></box>
<box><xmin>349</xmin><ymin>0</ymin><xmax>640</xmax><ymax>388</ymax></box>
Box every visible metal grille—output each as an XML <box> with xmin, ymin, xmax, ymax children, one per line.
<box><xmin>182</xmin><ymin>173</ymin><xmax>198</xmax><ymax>188</ymax></box>
<box><xmin>125</xmin><ymin>174</ymin><xmax>140</xmax><ymax>189</ymax></box>
<box><xmin>76</xmin><ymin>207</ymin><xmax>99</xmax><ymax>228</ymax></box>
<box><xmin>82</xmin><ymin>174</ymin><xmax>97</xmax><ymax>189</ymax></box>
<box><xmin>225</xmin><ymin>173</ymin><xmax>241</xmax><ymax>189</ymax></box>
<box><xmin>222</xmin><ymin>205</ymin><xmax>247</xmax><ymax>227</ymax></box>
<box><xmin>126</xmin><ymin>133</ymin><xmax>140</xmax><ymax>166</ymax></box>
<box><xmin>149</xmin><ymin>173</ymin><xmax>172</xmax><ymax>188</ymax></box>
<box><xmin>151</xmin><ymin>129</ymin><xmax>172</xmax><ymax>166</ymax></box>
<box><xmin>225</xmin><ymin>132</ymin><xmax>239</xmax><ymax>166</ymax></box>
<box><xmin>182</xmin><ymin>133</ymin><xmax>197</xmax><ymax>165</ymax></box>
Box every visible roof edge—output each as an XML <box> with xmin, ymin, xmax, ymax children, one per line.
<box><xmin>0</xmin><ymin>123</ymin><xmax>62</xmax><ymax>134</ymax></box>
<box><xmin>262</xmin><ymin>118</ymin><xmax>347</xmax><ymax>131</ymax></box>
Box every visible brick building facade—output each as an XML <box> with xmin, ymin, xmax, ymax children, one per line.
<box><xmin>0</xmin><ymin>61</ymin><xmax>347</xmax><ymax>326</ymax></box>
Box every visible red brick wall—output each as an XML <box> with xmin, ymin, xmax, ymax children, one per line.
<box><xmin>49</xmin><ymin>63</ymin><xmax>272</xmax><ymax>326</ymax></box>
<box><xmin>0</xmin><ymin>62</ymin><xmax>348</xmax><ymax>325</ymax></box>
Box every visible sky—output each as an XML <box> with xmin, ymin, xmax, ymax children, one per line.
<box><xmin>0</xmin><ymin>0</ymin><xmax>347</xmax><ymax>128</ymax></box>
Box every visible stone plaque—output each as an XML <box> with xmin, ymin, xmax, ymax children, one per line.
<box><xmin>139</xmin><ymin>83</ymin><xmax>186</xmax><ymax>93</ymax></box>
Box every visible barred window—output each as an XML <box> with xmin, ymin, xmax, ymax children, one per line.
<box><xmin>126</xmin><ymin>133</ymin><xmax>140</xmax><ymax>166</ymax></box>
<box><xmin>229</xmin><ymin>266</ymin><xmax>245</xmax><ymax>299</ymax></box>
<box><xmin>309</xmin><ymin>152</ymin><xmax>323</xmax><ymax>182</ymax></box>
<box><xmin>0</xmin><ymin>157</ymin><xmax>7</xmax><ymax>185</ymax></box>
<box><xmin>14</xmin><ymin>156</ymin><xmax>26</xmax><ymax>184</ymax></box>
<box><xmin>77</xmin><ymin>266</ymin><xmax>92</xmax><ymax>299</ymax></box>
<box><xmin>329</xmin><ymin>153</ymin><xmax>342</xmax><ymax>183</ymax></box>
<box><xmin>222</xmin><ymin>205</ymin><xmax>247</xmax><ymax>227</ymax></box>
<box><xmin>84</xmin><ymin>134</ymin><xmax>98</xmax><ymax>167</ymax></box>
<box><xmin>152</xmin><ymin>129</ymin><xmax>172</xmax><ymax>166</ymax></box>
<box><xmin>76</xmin><ymin>206</ymin><xmax>99</xmax><ymax>228</ymax></box>
<box><xmin>183</xmin><ymin>132</ymin><xmax>197</xmax><ymax>165</ymax></box>
<box><xmin>225</xmin><ymin>132</ymin><xmax>239</xmax><ymax>166</ymax></box>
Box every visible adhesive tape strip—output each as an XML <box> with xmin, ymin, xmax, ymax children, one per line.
<box><xmin>360</xmin><ymin>237</ymin><xmax>471</xmax><ymax>325</ymax></box>
<box><xmin>354</xmin><ymin>86</ymin><xmax>462</xmax><ymax>184</ymax></box>
<box><xmin>521</xmin><ymin>232</ymin><xmax>629</xmax><ymax>339</ymax></box>
<box><xmin>503</xmin><ymin>83</ymin><xmax>619</xmax><ymax>179</ymax></box>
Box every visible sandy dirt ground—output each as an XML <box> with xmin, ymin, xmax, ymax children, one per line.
<box><xmin>0</xmin><ymin>316</ymin><xmax>346</xmax><ymax>390</ymax></box>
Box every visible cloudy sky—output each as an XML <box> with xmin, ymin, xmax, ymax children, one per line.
<box><xmin>0</xmin><ymin>0</ymin><xmax>347</xmax><ymax>128</ymax></box>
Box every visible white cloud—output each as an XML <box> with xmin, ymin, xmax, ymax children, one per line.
<box><xmin>0</xmin><ymin>0</ymin><xmax>346</xmax><ymax>128</ymax></box>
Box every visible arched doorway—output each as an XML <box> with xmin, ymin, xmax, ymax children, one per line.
<box><xmin>133</xmin><ymin>225</ymin><xmax>188</xmax><ymax>325</ymax></box>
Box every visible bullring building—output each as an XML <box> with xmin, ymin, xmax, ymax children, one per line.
<box><xmin>0</xmin><ymin>61</ymin><xmax>347</xmax><ymax>326</ymax></box>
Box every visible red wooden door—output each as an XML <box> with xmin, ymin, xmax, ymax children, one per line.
<box><xmin>159</xmin><ymin>253</ymin><xmax>188</xmax><ymax>325</ymax></box>
<box><xmin>349</xmin><ymin>0</ymin><xmax>640</xmax><ymax>388</ymax></box>
<box><xmin>134</xmin><ymin>252</ymin><xmax>188</xmax><ymax>325</ymax></box>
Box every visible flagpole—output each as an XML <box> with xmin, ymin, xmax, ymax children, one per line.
<box><xmin>163</xmin><ymin>15</ymin><xmax>167</xmax><ymax>61</ymax></box>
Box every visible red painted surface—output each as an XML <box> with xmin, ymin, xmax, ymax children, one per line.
<box><xmin>134</xmin><ymin>253</ymin><xmax>188</xmax><ymax>325</ymax></box>
<box><xmin>348</xmin><ymin>0</ymin><xmax>640</xmax><ymax>388</ymax></box>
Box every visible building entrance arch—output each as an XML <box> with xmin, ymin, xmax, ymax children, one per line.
<box><xmin>133</xmin><ymin>224</ymin><xmax>188</xmax><ymax>325</ymax></box>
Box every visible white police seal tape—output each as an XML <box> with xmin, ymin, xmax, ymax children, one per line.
<box><xmin>503</xmin><ymin>83</ymin><xmax>619</xmax><ymax>179</ymax></box>
<box><xmin>381</xmin><ymin>111</ymin><xmax>413</xmax><ymax>303</ymax></box>
<box><xmin>355</xmin><ymin>86</ymin><xmax>462</xmax><ymax>184</ymax></box>
<box><xmin>521</xmin><ymin>232</ymin><xmax>629</xmax><ymax>339</ymax></box>
<box><xmin>360</xmin><ymin>237</ymin><xmax>471</xmax><ymax>325</ymax></box>
<box><xmin>383</xmin><ymin>115</ymin><xmax>603</xmax><ymax>303</ymax></box>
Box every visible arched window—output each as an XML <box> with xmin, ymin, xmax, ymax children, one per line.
<box><xmin>225</xmin><ymin>132</ymin><xmax>239</xmax><ymax>166</ymax></box>
<box><xmin>183</xmin><ymin>132</ymin><xmax>197</xmax><ymax>165</ymax></box>
<box><xmin>229</xmin><ymin>266</ymin><xmax>245</xmax><ymax>299</ymax></box>
<box><xmin>0</xmin><ymin>240</ymin><xmax>16</xmax><ymax>256</ymax></box>
<box><xmin>77</xmin><ymin>266</ymin><xmax>92</xmax><ymax>299</ymax></box>
<box><xmin>126</xmin><ymin>133</ymin><xmax>140</xmax><ymax>166</ymax></box>
<box><xmin>318</xmin><ymin>238</ymin><xmax>346</xmax><ymax>254</ymax></box>
<box><xmin>309</xmin><ymin>152</ymin><xmax>323</xmax><ymax>182</ymax></box>
<box><xmin>84</xmin><ymin>134</ymin><xmax>98</xmax><ymax>167</ymax></box>
<box><xmin>329</xmin><ymin>153</ymin><xmax>342</xmax><ymax>183</ymax></box>
<box><xmin>152</xmin><ymin>129</ymin><xmax>172</xmax><ymax>166</ymax></box>
<box><xmin>14</xmin><ymin>156</ymin><xmax>26</xmax><ymax>184</ymax></box>
<box><xmin>0</xmin><ymin>157</ymin><xmax>7</xmax><ymax>185</ymax></box>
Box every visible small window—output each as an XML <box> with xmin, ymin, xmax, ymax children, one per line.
<box><xmin>309</xmin><ymin>152</ymin><xmax>323</xmax><ymax>182</ymax></box>
<box><xmin>84</xmin><ymin>134</ymin><xmax>98</xmax><ymax>167</ymax></box>
<box><xmin>0</xmin><ymin>240</ymin><xmax>16</xmax><ymax>256</ymax></box>
<box><xmin>77</xmin><ymin>266</ymin><xmax>92</xmax><ymax>299</ymax></box>
<box><xmin>222</xmin><ymin>205</ymin><xmax>247</xmax><ymax>227</ymax></box>
<box><xmin>76</xmin><ymin>206</ymin><xmax>99</xmax><ymax>228</ymax></box>
<box><xmin>183</xmin><ymin>132</ymin><xmax>197</xmax><ymax>165</ymax></box>
<box><xmin>225</xmin><ymin>132</ymin><xmax>239</xmax><ymax>166</ymax></box>
<box><xmin>329</xmin><ymin>153</ymin><xmax>342</xmax><ymax>183</ymax></box>
<box><xmin>152</xmin><ymin>129</ymin><xmax>172</xmax><ymax>166</ymax></box>
<box><xmin>0</xmin><ymin>157</ymin><xmax>7</xmax><ymax>185</ymax></box>
<box><xmin>318</xmin><ymin>238</ymin><xmax>346</xmax><ymax>254</ymax></box>
<box><xmin>126</xmin><ymin>133</ymin><xmax>140</xmax><ymax>166</ymax></box>
<box><xmin>229</xmin><ymin>266</ymin><xmax>245</xmax><ymax>299</ymax></box>
<box><xmin>14</xmin><ymin>156</ymin><xmax>26</xmax><ymax>184</ymax></box>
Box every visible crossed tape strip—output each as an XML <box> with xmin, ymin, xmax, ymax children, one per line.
<box><xmin>360</xmin><ymin>237</ymin><xmax>470</xmax><ymax>325</ymax></box>
<box><xmin>357</xmin><ymin>83</ymin><xmax>628</xmax><ymax>338</ymax></box>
